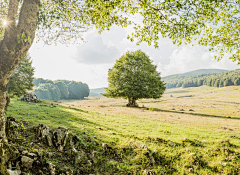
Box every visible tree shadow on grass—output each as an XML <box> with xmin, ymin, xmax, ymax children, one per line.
<box><xmin>9</xmin><ymin>100</ymin><xmax>182</xmax><ymax>174</ymax></box>
<box><xmin>8</xmin><ymin>99</ymin><xmax>234</xmax><ymax>174</ymax></box>
<box><xmin>138</xmin><ymin>107</ymin><xmax>240</xmax><ymax>120</ymax></box>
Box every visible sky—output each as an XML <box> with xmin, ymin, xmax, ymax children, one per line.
<box><xmin>29</xmin><ymin>25</ymin><xmax>240</xmax><ymax>89</ymax></box>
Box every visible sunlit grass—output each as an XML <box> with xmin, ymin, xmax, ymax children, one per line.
<box><xmin>7</xmin><ymin>92</ymin><xmax>240</xmax><ymax>174</ymax></box>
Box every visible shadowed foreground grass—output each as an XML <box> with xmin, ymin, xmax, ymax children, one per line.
<box><xmin>7</xmin><ymin>99</ymin><xmax>240</xmax><ymax>174</ymax></box>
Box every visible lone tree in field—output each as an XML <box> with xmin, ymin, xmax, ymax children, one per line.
<box><xmin>102</xmin><ymin>50</ymin><xmax>165</xmax><ymax>107</ymax></box>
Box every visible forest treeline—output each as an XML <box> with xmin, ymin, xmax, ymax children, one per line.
<box><xmin>163</xmin><ymin>69</ymin><xmax>240</xmax><ymax>89</ymax></box>
<box><xmin>33</xmin><ymin>78</ymin><xmax>89</xmax><ymax>101</ymax></box>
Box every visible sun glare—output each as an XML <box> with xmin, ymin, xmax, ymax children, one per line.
<box><xmin>3</xmin><ymin>20</ymin><xmax>7</xmax><ymax>26</ymax></box>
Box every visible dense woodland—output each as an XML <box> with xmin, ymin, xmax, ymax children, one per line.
<box><xmin>33</xmin><ymin>78</ymin><xmax>89</xmax><ymax>101</ymax></box>
<box><xmin>163</xmin><ymin>69</ymin><xmax>240</xmax><ymax>89</ymax></box>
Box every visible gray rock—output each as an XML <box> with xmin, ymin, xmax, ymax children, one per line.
<box><xmin>72</xmin><ymin>148</ymin><xmax>78</xmax><ymax>154</ymax></box>
<box><xmin>60</xmin><ymin>166</ymin><xmax>73</xmax><ymax>174</ymax></box>
<box><xmin>27</xmin><ymin>153</ymin><xmax>37</xmax><ymax>159</ymax></box>
<box><xmin>36</xmin><ymin>124</ymin><xmax>50</xmax><ymax>139</ymax></box>
<box><xmin>16</xmin><ymin>162</ymin><xmax>20</xmax><ymax>170</ymax></box>
<box><xmin>20</xmin><ymin>93</ymin><xmax>39</xmax><ymax>102</ymax></box>
<box><xmin>7</xmin><ymin>170</ymin><xmax>21</xmax><ymax>175</ymax></box>
<box><xmin>38</xmin><ymin>170</ymin><xmax>44</xmax><ymax>175</ymax></box>
<box><xmin>27</xmin><ymin>152</ymin><xmax>36</xmax><ymax>156</ymax></box>
<box><xmin>139</xmin><ymin>144</ymin><xmax>148</xmax><ymax>150</ymax></box>
<box><xmin>102</xmin><ymin>143</ymin><xmax>109</xmax><ymax>152</ymax></box>
<box><xmin>58</xmin><ymin>145</ymin><xmax>64</xmax><ymax>152</ymax></box>
<box><xmin>75</xmin><ymin>151</ymin><xmax>87</xmax><ymax>164</ymax></box>
<box><xmin>91</xmin><ymin>151</ymin><xmax>98</xmax><ymax>163</ymax></box>
<box><xmin>169</xmin><ymin>142</ymin><xmax>176</xmax><ymax>146</ymax></box>
<box><xmin>189</xmin><ymin>109</ymin><xmax>194</xmax><ymax>111</ymax></box>
<box><xmin>148</xmin><ymin>152</ymin><xmax>155</xmax><ymax>164</ymax></box>
<box><xmin>52</xmin><ymin>127</ymin><xmax>68</xmax><ymax>150</ymax></box>
<box><xmin>21</xmin><ymin>156</ymin><xmax>34</xmax><ymax>169</ymax></box>
<box><xmin>189</xmin><ymin>168</ymin><xmax>194</xmax><ymax>173</ymax></box>
<box><xmin>69</xmin><ymin>135</ymin><xmax>79</xmax><ymax>148</ymax></box>
<box><xmin>6</xmin><ymin>116</ymin><xmax>17</xmax><ymax>134</ymax></box>
<box><xmin>90</xmin><ymin>151</ymin><xmax>97</xmax><ymax>159</ymax></box>
<box><xmin>88</xmin><ymin>160</ymin><xmax>92</xmax><ymax>166</ymax></box>
<box><xmin>48</xmin><ymin>162</ymin><xmax>56</xmax><ymax>175</ymax></box>
<box><xmin>46</xmin><ymin>134</ymin><xmax>53</xmax><ymax>147</ymax></box>
<box><xmin>142</xmin><ymin>169</ymin><xmax>156</xmax><ymax>175</ymax></box>
<box><xmin>48</xmin><ymin>152</ymin><xmax>54</xmax><ymax>158</ymax></box>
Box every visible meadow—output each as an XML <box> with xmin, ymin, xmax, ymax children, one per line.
<box><xmin>7</xmin><ymin>85</ymin><xmax>240</xmax><ymax>174</ymax></box>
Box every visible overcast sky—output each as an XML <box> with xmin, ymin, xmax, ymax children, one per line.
<box><xmin>29</xmin><ymin>25</ymin><xmax>240</xmax><ymax>89</ymax></box>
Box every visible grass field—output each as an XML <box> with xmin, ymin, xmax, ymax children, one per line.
<box><xmin>7</xmin><ymin>85</ymin><xmax>240</xmax><ymax>174</ymax></box>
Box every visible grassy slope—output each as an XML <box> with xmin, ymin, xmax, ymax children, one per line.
<box><xmin>7</xmin><ymin>87</ymin><xmax>240</xmax><ymax>174</ymax></box>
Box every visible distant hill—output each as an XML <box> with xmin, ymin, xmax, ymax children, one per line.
<box><xmin>180</xmin><ymin>69</ymin><xmax>228</xmax><ymax>76</ymax></box>
<box><xmin>163</xmin><ymin>69</ymin><xmax>228</xmax><ymax>79</ymax></box>
<box><xmin>163</xmin><ymin>69</ymin><xmax>240</xmax><ymax>89</ymax></box>
<box><xmin>89</xmin><ymin>87</ymin><xmax>106</xmax><ymax>96</ymax></box>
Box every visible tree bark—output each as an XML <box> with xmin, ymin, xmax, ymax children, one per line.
<box><xmin>127</xmin><ymin>97</ymin><xmax>138</xmax><ymax>107</ymax></box>
<box><xmin>0</xmin><ymin>81</ymin><xmax>9</xmax><ymax>174</ymax></box>
<box><xmin>0</xmin><ymin>0</ymin><xmax>40</xmax><ymax>173</ymax></box>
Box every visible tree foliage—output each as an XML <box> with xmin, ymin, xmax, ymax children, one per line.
<box><xmin>33</xmin><ymin>78</ymin><xmax>89</xmax><ymax>100</ymax></box>
<box><xmin>8</xmin><ymin>54</ymin><xmax>34</xmax><ymax>97</ymax></box>
<box><xmin>102</xmin><ymin>50</ymin><xmax>165</xmax><ymax>107</ymax></box>
<box><xmin>2</xmin><ymin>1</ymin><xmax>240</xmax><ymax>60</ymax></box>
<box><xmin>68</xmin><ymin>81</ymin><xmax>89</xmax><ymax>99</ymax></box>
<box><xmin>33</xmin><ymin>78</ymin><xmax>54</xmax><ymax>87</ymax></box>
<box><xmin>83</xmin><ymin>0</ymin><xmax>240</xmax><ymax>62</ymax></box>
<box><xmin>54</xmin><ymin>81</ymin><xmax>69</xmax><ymax>99</ymax></box>
<box><xmin>34</xmin><ymin>83</ymin><xmax>61</xmax><ymax>101</ymax></box>
<box><xmin>164</xmin><ymin>69</ymin><xmax>240</xmax><ymax>89</ymax></box>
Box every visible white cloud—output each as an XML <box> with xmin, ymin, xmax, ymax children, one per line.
<box><xmin>73</xmin><ymin>35</ymin><xmax>121</xmax><ymax>64</ymax></box>
<box><xmin>158</xmin><ymin>45</ymin><xmax>239</xmax><ymax>77</ymax></box>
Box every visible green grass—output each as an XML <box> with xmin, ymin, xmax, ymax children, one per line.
<box><xmin>7</xmin><ymin>99</ymin><xmax>240</xmax><ymax>174</ymax></box>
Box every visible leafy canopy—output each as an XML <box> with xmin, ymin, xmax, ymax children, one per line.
<box><xmin>34</xmin><ymin>83</ymin><xmax>61</xmax><ymax>101</ymax></box>
<box><xmin>54</xmin><ymin>81</ymin><xmax>69</xmax><ymax>99</ymax></box>
<box><xmin>33</xmin><ymin>79</ymin><xmax>89</xmax><ymax>100</ymax></box>
<box><xmin>8</xmin><ymin>54</ymin><xmax>34</xmax><ymax>97</ymax></box>
<box><xmin>83</xmin><ymin>0</ymin><xmax>240</xmax><ymax>62</ymax></box>
<box><xmin>1</xmin><ymin>0</ymin><xmax>240</xmax><ymax>61</ymax></box>
<box><xmin>102</xmin><ymin>50</ymin><xmax>165</xmax><ymax>101</ymax></box>
<box><xmin>68</xmin><ymin>81</ymin><xmax>89</xmax><ymax>99</ymax></box>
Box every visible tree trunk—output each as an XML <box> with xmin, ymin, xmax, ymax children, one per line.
<box><xmin>0</xmin><ymin>81</ymin><xmax>9</xmax><ymax>174</ymax></box>
<box><xmin>127</xmin><ymin>97</ymin><xmax>138</xmax><ymax>107</ymax></box>
<box><xmin>0</xmin><ymin>0</ymin><xmax>40</xmax><ymax>173</ymax></box>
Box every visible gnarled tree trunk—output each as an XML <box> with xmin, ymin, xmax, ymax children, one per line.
<box><xmin>127</xmin><ymin>97</ymin><xmax>138</xmax><ymax>107</ymax></box>
<box><xmin>0</xmin><ymin>0</ymin><xmax>40</xmax><ymax>173</ymax></box>
<box><xmin>0</xmin><ymin>81</ymin><xmax>9</xmax><ymax>174</ymax></box>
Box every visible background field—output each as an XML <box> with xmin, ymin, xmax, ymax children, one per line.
<box><xmin>61</xmin><ymin>85</ymin><xmax>240</xmax><ymax>132</ymax></box>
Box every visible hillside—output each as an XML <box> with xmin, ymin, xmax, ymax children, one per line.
<box><xmin>163</xmin><ymin>69</ymin><xmax>240</xmax><ymax>89</ymax></box>
<box><xmin>163</xmin><ymin>69</ymin><xmax>228</xmax><ymax>79</ymax></box>
<box><xmin>89</xmin><ymin>87</ymin><xmax>106</xmax><ymax>96</ymax></box>
<box><xmin>180</xmin><ymin>69</ymin><xmax>228</xmax><ymax>76</ymax></box>
<box><xmin>7</xmin><ymin>85</ymin><xmax>240</xmax><ymax>174</ymax></box>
